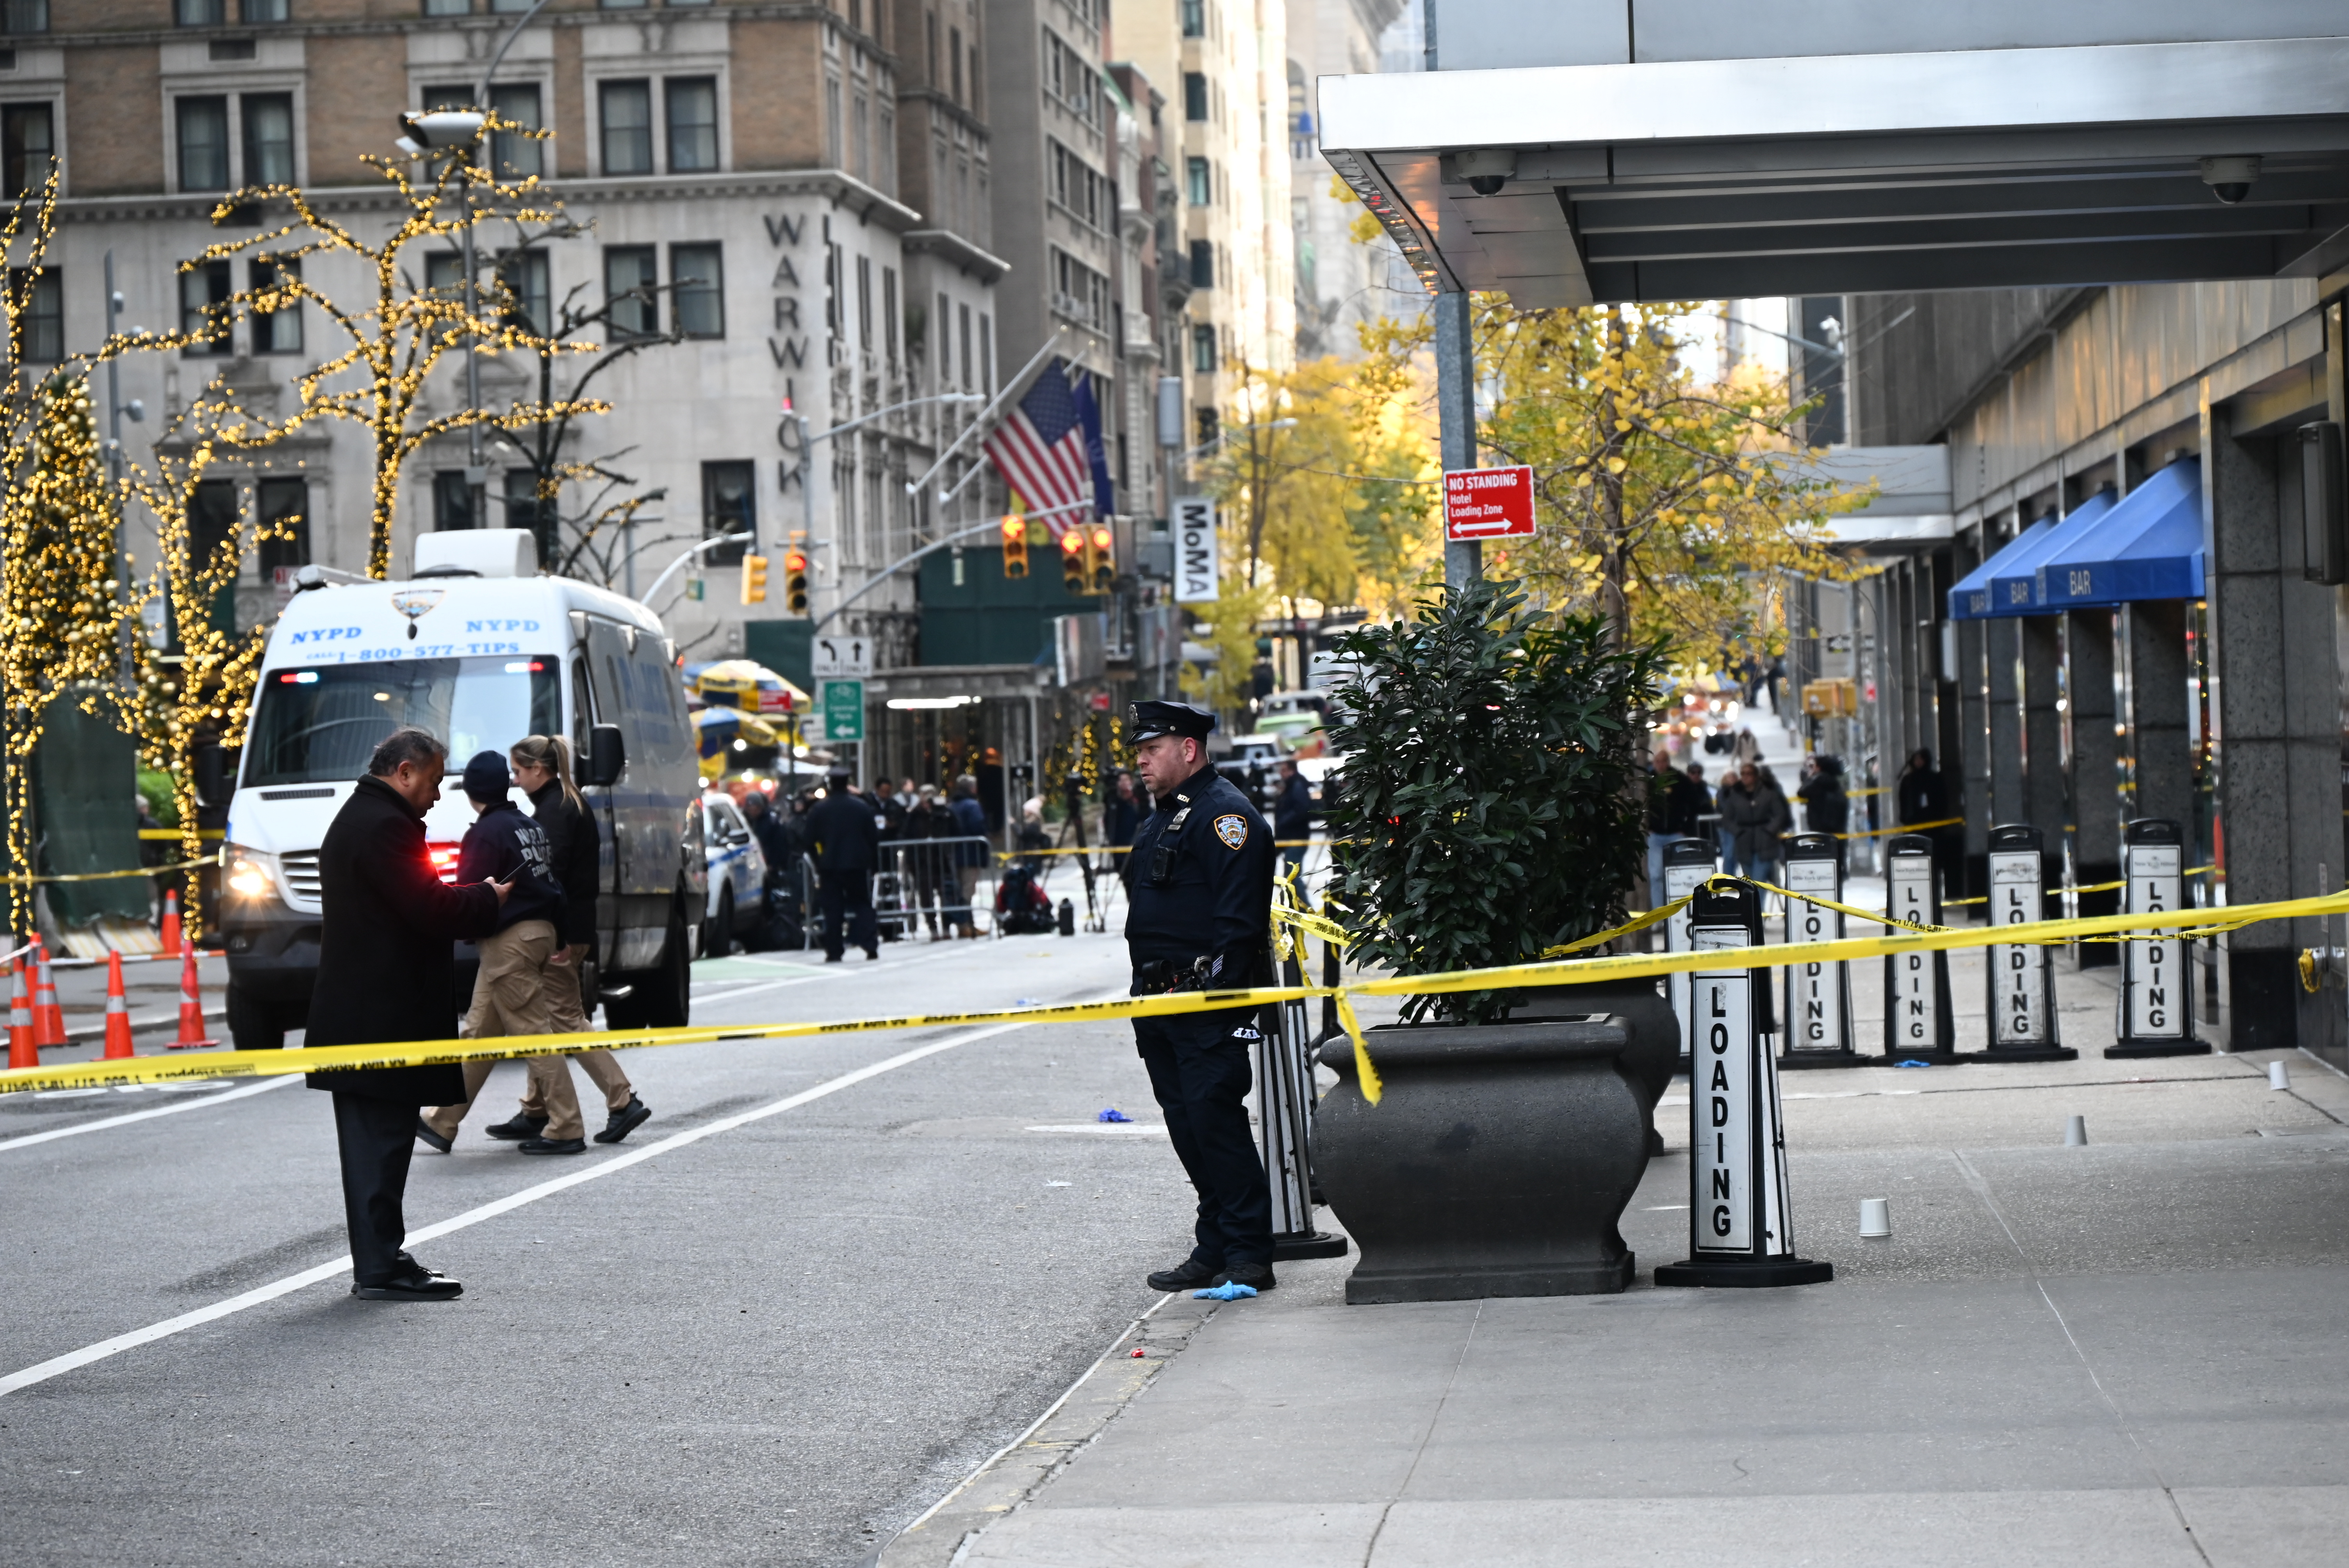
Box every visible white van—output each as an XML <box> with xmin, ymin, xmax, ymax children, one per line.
<box><xmin>217</xmin><ymin>530</ymin><xmax>706</xmax><ymax>1049</ymax></box>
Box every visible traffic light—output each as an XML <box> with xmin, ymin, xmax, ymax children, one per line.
<box><xmin>1089</xmin><ymin>524</ymin><xmax>1115</xmax><ymax>593</ymax></box>
<box><xmin>1000</xmin><ymin>515</ymin><xmax>1028</xmax><ymax>578</ymax></box>
<box><xmin>1059</xmin><ymin>527</ymin><xmax>1087</xmax><ymax>592</ymax></box>
<box><xmin>783</xmin><ymin>547</ymin><xmax>810</xmax><ymax>615</ymax></box>
<box><xmin>739</xmin><ymin>553</ymin><xmax>768</xmax><ymax>606</ymax></box>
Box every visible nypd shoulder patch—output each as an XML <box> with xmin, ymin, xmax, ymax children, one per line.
<box><xmin>1213</xmin><ymin>814</ymin><xmax>1248</xmax><ymax>850</ymax></box>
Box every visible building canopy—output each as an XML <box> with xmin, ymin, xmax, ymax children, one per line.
<box><xmin>1321</xmin><ymin>8</ymin><xmax>2349</xmax><ymax>305</ymax></box>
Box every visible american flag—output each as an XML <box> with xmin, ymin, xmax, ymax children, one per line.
<box><xmin>984</xmin><ymin>361</ymin><xmax>1113</xmax><ymax>538</ymax></box>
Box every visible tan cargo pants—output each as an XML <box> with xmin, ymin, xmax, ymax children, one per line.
<box><xmin>517</xmin><ymin>944</ymin><xmax>633</xmax><ymax>1121</ymax></box>
<box><xmin>421</xmin><ymin>919</ymin><xmax>585</xmax><ymax>1142</ymax></box>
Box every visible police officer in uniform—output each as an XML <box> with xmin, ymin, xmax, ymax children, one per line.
<box><xmin>1124</xmin><ymin>700</ymin><xmax>1279</xmax><ymax>1293</ymax></box>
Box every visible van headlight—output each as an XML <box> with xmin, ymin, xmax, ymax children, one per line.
<box><xmin>225</xmin><ymin>846</ymin><xmax>280</xmax><ymax>902</ymax></box>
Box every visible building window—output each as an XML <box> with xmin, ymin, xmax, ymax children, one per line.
<box><xmin>702</xmin><ymin>460</ymin><xmax>755</xmax><ymax>565</ymax></box>
<box><xmin>599</xmin><ymin>79</ymin><xmax>653</xmax><ymax>175</ymax></box>
<box><xmin>2</xmin><ymin>2</ymin><xmax>48</xmax><ymax>36</ymax></box>
<box><xmin>257</xmin><ymin>476</ymin><xmax>309</xmax><ymax>574</ymax></box>
<box><xmin>882</xmin><ymin>265</ymin><xmax>898</xmax><ymax>365</ymax></box>
<box><xmin>825</xmin><ymin>75</ymin><xmax>842</xmax><ymax>165</ymax></box>
<box><xmin>2</xmin><ymin>103</ymin><xmax>52</xmax><ymax>198</ymax></box>
<box><xmin>599</xmin><ymin>0</ymin><xmax>650</xmax><ymax>9</ymax></box>
<box><xmin>1043</xmin><ymin>30</ymin><xmax>1095</xmax><ymax>116</ymax></box>
<box><xmin>980</xmin><ymin>313</ymin><xmax>991</xmax><ymax>393</ymax></box>
<box><xmin>497</xmin><ymin>248</ymin><xmax>549</xmax><ymax>335</ymax></box>
<box><xmin>179</xmin><ymin>258</ymin><xmax>232</xmax><ymax>354</ymax></box>
<box><xmin>1187</xmin><ymin>156</ymin><xmax>1209</xmax><ymax>207</ymax></box>
<box><xmin>176</xmin><ymin>0</ymin><xmax>227</xmax><ymax>22</ymax></box>
<box><xmin>948</xmin><ymin>25</ymin><xmax>962</xmax><ymax>102</ymax></box>
<box><xmin>672</xmin><ymin>243</ymin><xmax>723</xmax><ymax>337</ymax></box>
<box><xmin>666</xmin><ymin>76</ymin><xmax>717</xmax><ymax>173</ymax></box>
<box><xmin>9</xmin><ymin>265</ymin><xmax>57</xmax><ymax>362</ymax></box>
<box><xmin>251</xmin><ymin>255</ymin><xmax>300</xmax><ymax>352</ymax></box>
<box><xmin>424</xmin><ymin>251</ymin><xmax>464</xmax><ymax>297</ymax></box>
<box><xmin>490</xmin><ymin>82</ymin><xmax>542</xmax><ymax>180</ymax></box>
<box><xmin>1050</xmin><ymin>140</ymin><xmax>1109</xmax><ymax>230</ymax></box>
<box><xmin>1180</xmin><ymin>0</ymin><xmax>1203</xmax><ymax>36</ymax></box>
<box><xmin>1192</xmin><ymin>324</ymin><xmax>1215</xmax><ymax>373</ymax></box>
<box><xmin>958</xmin><ymin>302</ymin><xmax>971</xmax><ymax>391</ymax></box>
<box><xmin>855</xmin><ymin>253</ymin><xmax>872</xmax><ymax>349</ymax></box>
<box><xmin>1189</xmin><ymin>239</ymin><xmax>1214</xmax><ymax>290</ymax></box>
<box><xmin>177</xmin><ymin>96</ymin><xmax>230</xmax><ymax>191</ymax></box>
<box><xmin>422</xmin><ymin>0</ymin><xmax>472</xmax><ymax>14</ymax></box>
<box><xmin>1050</xmin><ymin>248</ymin><xmax>1109</xmax><ymax>333</ymax></box>
<box><xmin>241</xmin><ymin>93</ymin><xmax>294</xmax><ymax>186</ymax></box>
<box><xmin>1183</xmin><ymin>72</ymin><xmax>1207</xmax><ymax>121</ymax></box>
<box><xmin>604</xmin><ymin>245</ymin><xmax>657</xmax><ymax>338</ymax></box>
<box><xmin>432</xmin><ymin>470</ymin><xmax>476</xmax><ymax>531</ymax></box>
<box><xmin>242</xmin><ymin>0</ymin><xmax>289</xmax><ymax>20</ymax></box>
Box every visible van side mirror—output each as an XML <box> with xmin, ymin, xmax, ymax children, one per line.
<box><xmin>194</xmin><ymin>745</ymin><xmax>236</xmax><ymax>808</ymax></box>
<box><xmin>585</xmin><ymin>724</ymin><xmax>626</xmax><ymax>788</ymax></box>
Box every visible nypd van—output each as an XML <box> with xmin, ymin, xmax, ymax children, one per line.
<box><xmin>217</xmin><ymin>529</ymin><xmax>706</xmax><ymax>1049</ymax></box>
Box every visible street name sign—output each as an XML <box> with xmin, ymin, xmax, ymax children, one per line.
<box><xmin>1442</xmin><ymin>464</ymin><xmax>1537</xmax><ymax>541</ymax></box>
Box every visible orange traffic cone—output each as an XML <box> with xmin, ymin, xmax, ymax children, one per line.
<box><xmin>7</xmin><ymin>957</ymin><xmax>34</xmax><ymax>1071</ymax></box>
<box><xmin>102</xmin><ymin>950</ymin><xmax>135</xmax><ymax>1060</ymax></box>
<box><xmin>159</xmin><ymin>890</ymin><xmax>183</xmax><ymax>959</ymax></box>
<box><xmin>169</xmin><ymin>943</ymin><xmax>217</xmax><ymax>1050</ymax></box>
<box><xmin>30</xmin><ymin>938</ymin><xmax>64</xmax><ymax>1048</ymax></box>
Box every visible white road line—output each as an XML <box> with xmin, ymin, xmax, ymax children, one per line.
<box><xmin>0</xmin><ymin>1077</ymin><xmax>299</xmax><ymax>1155</ymax></box>
<box><xmin>0</xmin><ymin>1019</ymin><xmax>1030</xmax><ymax>1399</ymax></box>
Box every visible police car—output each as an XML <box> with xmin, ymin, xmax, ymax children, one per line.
<box><xmin>698</xmin><ymin>790</ymin><xmax>770</xmax><ymax>955</ymax></box>
<box><xmin>217</xmin><ymin>529</ymin><xmax>707</xmax><ymax>1049</ymax></box>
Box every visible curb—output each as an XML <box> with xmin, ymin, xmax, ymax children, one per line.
<box><xmin>871</xmin><ymin>1290</ymin><xmax>1223</xmax><ymax>1568</ymax></box>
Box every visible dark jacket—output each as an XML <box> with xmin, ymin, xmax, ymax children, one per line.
<box><xmin>1797</xmin><ymin>769</ymin><xmax>1849</xmax><ymax>836</ymax></box>
<box><xmin>528</xmin><ymin>780</ymin><xmax>601</xmax><ymax>946</ymax></box>
<box><xmin>1273</xmin><ymin>772</ymin><xmax>1314</xmax><ymax>840</ymax></box>
<box><xmin>1718</xmin><ymin>775</ymin><xmax>1792</xmax><ymax>865</ymax></box>
<box><xmin>810</xmin><ymin>788</ymin><xmax>883</xmax><ymax>872</ymax></box>
<box><xmin>949</xmin><ymin>794</ymin><xmax>988</xmax><ymax>865</ymax></box>
<box><xmin>1898</xmin><ymin>763</ymin><xmax>1951</xmax><ymax>826</ymax></box>
<box><xmin>746</xmin><ymin>803</ymin><xmax>793</xmax><ymax>873</ymax></box>
<box><xmin>1665</xmin><ymin>774</ymin><xmax>1711</xmax><ymax>838</ymax></box>
<box><xmin>305</xmin><ymin>774</ymin><xmax>501</xmax><ymax>1104</ymax></box>
<box><xmin>1125</xmin><ymin>762</ymin><xmax>1274</xmax><ymax>988</ymax></box>
<box><xmin>455</xmin><ymin>800</ymin><xmax>564</xmax><ymax>932</ymax></box>
<box><xmin>1105</xmin><ymin>794</ymin><xmax>1140</xmax><ymax>847</ymax></box>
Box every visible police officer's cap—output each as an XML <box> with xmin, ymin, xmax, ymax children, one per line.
<box><xmin>1128</xmin><ymin>700</ymin><xmax>1216</xmax><ymax>744</ymax></box>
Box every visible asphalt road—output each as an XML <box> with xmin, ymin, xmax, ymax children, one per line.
<box><xmin>0</xmin><ymin>928</ymin><xmax>1242</xmax><ymax>1567</ymax></box>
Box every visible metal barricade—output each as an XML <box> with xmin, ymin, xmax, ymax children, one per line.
<box><xmin>875</xmin><ymin>835</ymin><xmax>998</xmax><ymax>936</ymax></box>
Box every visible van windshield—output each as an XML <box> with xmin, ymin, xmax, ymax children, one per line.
<box><xmin>244</xmin><ymin>657</ymin><xmax>562</xmax><ymax>788</ymax></box>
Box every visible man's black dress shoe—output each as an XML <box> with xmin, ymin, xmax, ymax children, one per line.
<box><xmin>1217</xmin><ymin>1261</ymin><xmax>1278</xmax><ymax>1292</ymax></box>
<box><xmin>352</xmin><ymin>1264</ymin><xmax>462</xmax><ymax>1301</ymax></box>
<box><xmin>1146</xmin><ymin>1257</ymin><xmax>1221</xmax><ymax>1293</ymax></box>
<box><xmin>484</xmin><ymin>1111</ymin><xmax>547</xmax><ymax>1141</ymax></box>
<box><xmin>517</xmin><ymin>1135</ymin><xmax>588</xmax><ymax>1155</ymax></box>
<box><xmin>413</xmin><ymin>1117</ymin><xmax>451</xmax><ymax>1154</ymax></box>
<box><xmin>595</xmin><ymin>1096</ymin><xmax>652</xmax><ymax>1144</ymax></box>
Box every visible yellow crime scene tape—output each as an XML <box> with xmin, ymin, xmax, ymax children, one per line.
<box><xmin>13</xmin><ymin>879</ymin><xmax>2342</xmax><ymax>1111</ymax></box>
<box><xmin>137</xmin><ymin>828</ymin><xmax>225</xmax><ymax>841</ymax></box>
<box><xmin>999</xmin><ymin>838</ymin><xmax>1335</xmax><ymax>859</ymax></box>
<box><xmin>0</xmin><ymin>851</ymin><xmax>221</xmax><ymax>886</ymax></box>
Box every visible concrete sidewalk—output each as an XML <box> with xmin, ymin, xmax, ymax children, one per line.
<box><xmin>886</xmin><ymin>954</ymin><xmax>2349</xmax><ymax>1567</ymax></box>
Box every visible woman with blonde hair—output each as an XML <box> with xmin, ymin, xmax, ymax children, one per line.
<box><xmin>486</xmin><ymin>735</ymin><xmax>649</xmax><ymax>1145</ymax></box>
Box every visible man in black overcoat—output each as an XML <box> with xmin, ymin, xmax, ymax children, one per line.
<box><xmin>307</xmin><ymin>727</ymin><xmax>506</xmax><ymax>1300</ymax></box>
<box><xmin>809</xmin><ymin>769</ymin><xmax>882</xmax><ymax>961</ymax></box>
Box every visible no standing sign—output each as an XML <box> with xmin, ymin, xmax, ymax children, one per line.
<box><xmin>1443</xmin><ymin>464</ymin><xmax>1538</xmax><ymax>542</ymax></box>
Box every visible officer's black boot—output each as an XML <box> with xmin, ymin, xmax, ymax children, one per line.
<box><xmin>1146</xmin><ymin>1257</ymin><xmax>1221</xmax><ymax>1293</ymax></box>
<box><xmin>1218</xmin><ymin>1261</ymin><xmax>1277</xmax><ymax>1292</ymax></box>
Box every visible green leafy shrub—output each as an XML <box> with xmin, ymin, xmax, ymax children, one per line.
<box><xmin>1325</xmin><ymin>578</ymin><xmax>1667</xmax><ymax>1024</ymax></box>
<box><xmin>137</xmin><ymin>768</ymin><xmax>181</xmax><ymax>828</ymax></box>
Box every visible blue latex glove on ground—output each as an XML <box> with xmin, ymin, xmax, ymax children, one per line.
<box><xmin>1193</xmin><ymin>1281</ymin><xmax>1258</xmax><ymax>1300</ymax></box>
<box><xmin>1098</xmin><ymin>1108</ymin><xmax>1133</xmax><ymax>1123</ymax></box>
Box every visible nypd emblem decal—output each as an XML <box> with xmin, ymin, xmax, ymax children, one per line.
<box><xmin>1213</xmin><ymin>814</ymin><xmax>1248</xmax><ymax>849</ymax></box>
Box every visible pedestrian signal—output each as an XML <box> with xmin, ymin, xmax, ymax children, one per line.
<box><xmin>739</xmin><ymin>553</ymin><xmax>768</xmax><ymax>606</ymax></box>
<box><xmin>783</xmin><ymin>548</ymin><xmax>810</xmax><ymax>615</ymax></box>
<box><xmin>1000</xmin><ymin>515</ymin><xmax>1028</xmax><ymax>578</ymax></box>
<box><xmin>1059</xmin><ymin>527</ymin><xmax>1087</xmax><ymax>592</ymax></box>
<box><xmin>1089</xmin><ymin>525</ymin><xmax>1115</xmax><ymax>593</ymax></box>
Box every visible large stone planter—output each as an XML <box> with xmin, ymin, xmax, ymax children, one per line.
<box><xmin>1314</xmin><ymin>1015</ymin><xmax>1648</xmax><ymax>1303</ymax></box>
<box><xmin>1514</xmin><ymin>979</ymin><xmax>1679</xmax><ymax>1156</ymax></box>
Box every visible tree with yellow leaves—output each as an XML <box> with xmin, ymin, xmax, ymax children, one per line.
<box><xmin>116</xmin><ymin>394</ymin><xmax>292</xmax><ymax>932</ymax></box>
<box><xmin>160</xmin><ymin>114</ymin><xmax>606</xmax><ymax>579</ymax></box>
<box><xmin>1361</xmin><ymin>295</ymin><xmax>1870</xmax><ymax>663</ymax></box>
<box><xmin>0</xmin><ymin>371</ymin><xmax>137</xmax><ymax>934</ymax></box>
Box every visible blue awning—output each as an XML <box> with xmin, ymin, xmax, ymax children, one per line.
<box><xmin>1948</xmin><ymin>519</ymin><xmax>2055</xmax><ymax>621</ymax></box>
<box><xmin>2034</xmin><ymin>458</ymin><xmax>2205</xmax><ymax>611</ymax></box>
<box><xmin>1988</xmin><ymin>490</ymin><xmax>2116</xmax><ymax>614</ymax></box>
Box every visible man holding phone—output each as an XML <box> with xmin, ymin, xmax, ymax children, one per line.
<box><xmin>306</xmin><ymin>728</ymin><xmax>508</xmax><ymax>1302</ymax></box>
